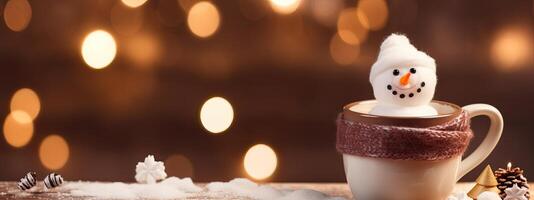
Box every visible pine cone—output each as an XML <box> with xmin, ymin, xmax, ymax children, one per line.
<box><xmin>495</xmin><ymin>167</ymin><xmax>530</xmax><ymax>199</ymax></box>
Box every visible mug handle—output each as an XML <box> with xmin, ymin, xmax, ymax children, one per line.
<box><xmin>457</xmin><ymin>104</ymin><xmax>504</xmax><ymax>180</ymax></box>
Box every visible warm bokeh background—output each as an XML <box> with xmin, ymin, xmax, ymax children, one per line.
<box><xmin>0</xmin><ymin>0</ymin><xmax>533</xmax><ymax>182</ymax></box>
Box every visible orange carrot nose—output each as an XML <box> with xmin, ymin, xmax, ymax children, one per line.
<box><xmin>400</xmin><ymin>73</ymin><xmax>411</xmax><ymax>86</ymax></box>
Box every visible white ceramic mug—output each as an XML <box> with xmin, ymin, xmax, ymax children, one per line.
<box><xmin>340</xmin><ymin>100</ymin><xmax>503</xmax><ymax>200</ymax></box>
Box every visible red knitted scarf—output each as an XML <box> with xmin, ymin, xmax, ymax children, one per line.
<box><xmin>336</xmin><ymin>111</ymin><xmax>474</xmax><ymax>160</ymax></box>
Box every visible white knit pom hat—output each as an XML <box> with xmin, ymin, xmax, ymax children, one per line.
<box><xmin>369</xmin><ymin>33</ymin><xmax>436</xmax><ymax>83</ymax></box>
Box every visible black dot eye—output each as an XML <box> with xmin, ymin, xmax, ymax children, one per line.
<box><xmin>410</xmin><ymin>68</ymin><xmax>416</xmax><ymax>74</ymax></box>
<box><xmin>393</xmin><ymin>69</ymin><xmax>400</xmax><ymax>76</ymax></box>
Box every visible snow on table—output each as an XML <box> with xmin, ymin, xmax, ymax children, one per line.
<box><xmin>0</xmin><ymin>178</ymin><xmax>350</xmax><ymax>200</ymax></box>
<box><xmin>1</xmin><ymin>181</ymin><xmax>530</xmax><ymax>200</ymax></box>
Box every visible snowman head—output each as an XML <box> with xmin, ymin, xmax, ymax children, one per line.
<box><xmin>370</xmin><ymin>34</ymin><xmax>437</xmax><ymax>107</ymax></box>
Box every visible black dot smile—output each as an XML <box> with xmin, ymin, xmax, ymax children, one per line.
<box><xmin>387</xmin><ymin>81</ymin><xmax>425</xmax><ymax>99</ymax></box>
<box><xmin>389</xmin><ymin>88</ymin><xmax>423</xmax><ymax>99</ymax></box>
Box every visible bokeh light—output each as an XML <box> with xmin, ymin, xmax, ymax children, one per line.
<box><xmin>330</xmin><ymin>33</ymin><xmax>360</xmax><ymax>65</ymax></box>
<box><xmin>39</xmin><ymin>134</ymin><xmax>70</xmax><ymax>170</ymax></box>
<box><xmin>10</xmin><ymin>110</ymin><xmax>33</xmax><ymax>124</ymax></box>
<box><xmin>121</xmin><ymin>0</ymin><xmax>148</xmax><ymax>8</ymax></box>
<box><xmin>337</xmin><ymin>8</ymin><xmax>369</xmax><ymax>45</ymax></box>
<box><xmin>3</xmin><ymin>0</ymin><xmax>32</xmax><ymax>32</ymax></box>
<box><xmin>310</xmin><ymin>0</ymin><xmax>344</xmax><ymax>27</ymax></box>
<box><xmin>356</xmin><ymin>0</ymin><xmax>388</xmax><ymax>31</ymax></box>
<box><xmin>10</xmin><ymin>88</ymin><xmax>40</xmax><ymax>120</ymax></box>
<box><xmin>244</xmin><ymin>144</ymin><xmax>278</xmax><ymax>180</ymax></box>
<box><xmin>124</xmin><ymin>33</ymin><xmax>160</xmax><ymax>68</ymax></box>
<box><xmin>187</xmin><ymin>1</ymin><xmax>221</xmax><ymax>38</ymax></box>
<box><xmin>269</xmin><ymin>0</ymin><xmax>301</xmax><ymax>15</ymax></box>
<box><xmin>81</xmin><ymin>30</ymin><xmax>117</xmax><ymax>69</ymax></box>
<box><xmin>165</xmin><ymin>154</ymin><xmax>194</xmax><ymax>178</ymax></box>
<box><xmin>200</xmin><ymin>97</ymin><xmax>234</xmax><ymax>134</ymax></box>
<box><xmin>3</xmin><ymin>111</ymin><xmax>33</xmax><ymax>148</ymax></box>
<box><xmin>491</xmin><ymin>28</ymin><xmax>533</xmax><ymax>71</ymax></box>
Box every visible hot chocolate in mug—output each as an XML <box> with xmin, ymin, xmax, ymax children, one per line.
<box><xmin>336</xmin><ymin>100</ymin><xmax>503</xmax><ymax>200</ymax></box>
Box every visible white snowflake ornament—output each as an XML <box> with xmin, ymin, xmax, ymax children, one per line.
<box><xmin>135</xmin><ymin>155</ymin><xmax>167</xmax><ymax>184</ymax></box>
<box><xmin>504</xmin><ymin>184</ymin><xmax>528</xmax><ymax>200</ymax></box>
<box><xmin>477</xmin><ymin>191</ymin><xmax>501</xmax><ymax>200</ymax></box>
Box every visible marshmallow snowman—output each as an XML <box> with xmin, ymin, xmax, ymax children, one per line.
<box><xmin>369</xmin><ymin>34</ymin><xmax>438</xmax><ymax>117</ymax></box>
